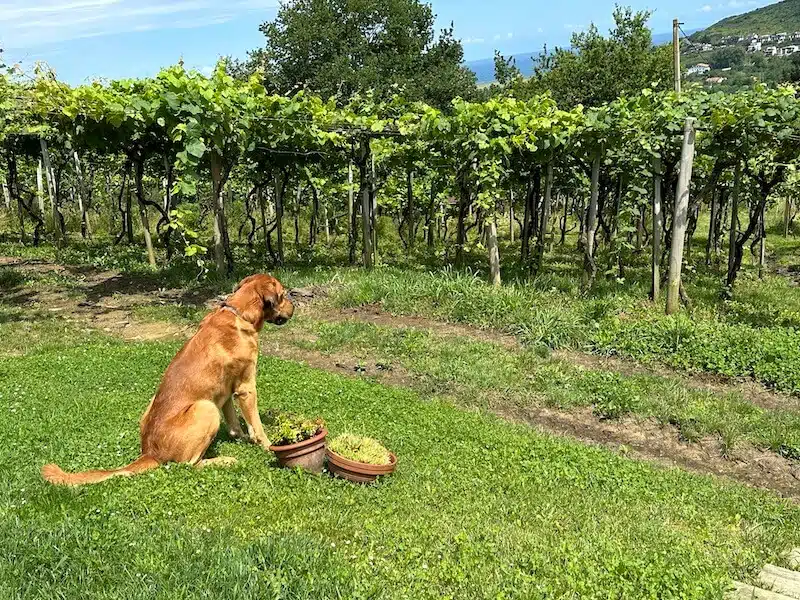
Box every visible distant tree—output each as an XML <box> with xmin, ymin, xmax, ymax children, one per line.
<box><xmin>784</xmin><ymin>52</ymin><xmax>800</xmax><ymax>83</ymax></box>
<box><xmin>245</xmin><ymin>0</ymin><xmax>476</xmax><ymax>107</ymax></box>
<box><xmin>711</xmin><ymin>46</ymin><xmax>746</xmax><ymax>69</ymax></box>
<box><xmin>413</xmin><ymin>26</ymin><xmax>478</xmax><ymax>108</ymax></box>
<box><xmin>692</xmin><ymin>31</ymin><xmax>713</xmax><ymax>44</ymax></box>
<box><xmin>502</xmin><ymin>6</ymin><xmax>672</xmax><ymax>107</ymax></box>
<box><xmin>484</xmin><ymin>50</ymin><xmax>528</xmax><ymax>99</ymax></box>
<box><xmin>493</xmin><ymin>51</ymin><xmax>523</xmax><ymax>87</ymax></box>
<box><xmin>751</xmin><ymin>53</ymin><xmax>767</xmax><ymax>69</ymax></box>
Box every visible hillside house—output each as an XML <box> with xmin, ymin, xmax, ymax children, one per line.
<box><xmin>781</xmin><ymin>45</ymin><xmax>800</xmax><ymax>56</ymax></box>
<box><xmin>765</xmin><ymin>46</ymin><xmax>779</xmax><ymax>56</ymax></box>
<box><xmin>706</xmin><ymin>77</ymin><xmax>727</xmax><ymax>85</ymax></box>
<box><xmin>687</xmin><ymin>63</ymin><xmax>711</xmax><ymax>76</ymax></box>
<box><xmin>748</xmin><ymin>40</ymin><xmax>762</xmax><ymax>52</ymax></box>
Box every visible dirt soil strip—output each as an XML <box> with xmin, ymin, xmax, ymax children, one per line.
<box><xmin>3</xmin><ymin>256</ymin><xmax>800</xmax><ymax>499</ymax></box>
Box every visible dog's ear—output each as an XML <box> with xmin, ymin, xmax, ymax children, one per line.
<box><xmin>258</xmin><ymin>281</ymin><xmax>279</xmax><ymax>311</ymax></box>
<box><xmin>262</xmin><ymin>292</ymin><xmax>276</xmax><ymax>312</ymax></box>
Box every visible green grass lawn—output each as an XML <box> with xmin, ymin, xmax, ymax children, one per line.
<box><xmin>268</xmin><ymin>317</ymin><xmax>800</xmax><ymax>459</ymax></box>
<box><xmin>2</xmin><ymin>327</ymin><xmax>800</xmax><ymax>599</ymax></box>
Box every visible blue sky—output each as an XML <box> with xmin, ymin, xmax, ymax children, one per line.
<box><xmin>2</xmin><ymin>0</ymin><xmax>779</xmax><ymax>84</ymax></box>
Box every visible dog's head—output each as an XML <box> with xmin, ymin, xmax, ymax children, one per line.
<box><xmin>230</xmin><ymin>274</ymin><xmax>294</xmax><ymax>330</ymax></box>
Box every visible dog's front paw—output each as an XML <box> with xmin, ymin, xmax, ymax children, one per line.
<box><xmin>253</xmin><ymin>435</ymin><xmax>272</xmax><ymax>450</ymax></box>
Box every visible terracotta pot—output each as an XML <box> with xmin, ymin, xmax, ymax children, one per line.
<box><xmin>269</xmin><ymin>428</ymin><xmax>328</xmax><ymax>473</ymax></box>
<box><xmin>326</xmin><ymin>448</ymin><xmax>397</xmax><ymax>483</ymax></box>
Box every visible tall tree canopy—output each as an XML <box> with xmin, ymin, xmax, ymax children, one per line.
<box><xmin>493</xmin><ymin>7</ymin><xmax>672</xmax><ymax>107</ymax></box>
<box><xmin>245</xmin><ymin>0</ymin><xmax>477</xmax><ymax>107</ymax></box>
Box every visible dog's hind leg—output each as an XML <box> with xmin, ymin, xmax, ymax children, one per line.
<box><xmin>165</xmin><ymin>400</ymin><xmax>222</xmax><ymax>465</ymax></box>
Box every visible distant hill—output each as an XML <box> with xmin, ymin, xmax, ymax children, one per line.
<box><xmin>465</xmin><ymin>28</ymin><xmax>699</xmax><ymax>85</ymax></box>
<box><xmin>693</xmin><ymin>0</ymin><xmax>800</xmax><ymax>41</ymax></box>
<box><xmin>652</xmin><ymin>29</ymin><xmax>701</xmax><ymax>45</ymax></box>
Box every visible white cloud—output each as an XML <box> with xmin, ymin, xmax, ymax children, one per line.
<box><xmin>724</xmin><ymin>0</ymin><xmax>763</xmax><ymax>6</ymax></box>
<box><xmin>698</xmin><ymin>4</ymin><xmax>713</xmax><ymax>11</ymax></box>
<box><xmin>0</xmin><ymin>0</ymin><xmax>282</xmax><ymax>48</ymax></box>
<box><xmin>173</xmin><ymin>15</ymin><xmax>237</xmax><ymax>29</ymax></box>
<box><xmin>537</xmin><ymin>27</ymin><xmax>544</xmax><ymax>33</ymax></box>
<box><xmin>462</xmin><ymin>37</ymin><xmax>485</xmax><ymax>44</ymax></box>
<box><xmin>493</xmin><ymin>34</ymin><xmax>501</xmax><ymax>41</ymax></box>
<box><xmin>0</xmin><ymin>0</ymin><xmax>120</xmax><ymax>21</ymax></box>
<box><xmin>507</xmin><ymin>32</ymin><xmax>513</xmax><ymax>39</ymax></box>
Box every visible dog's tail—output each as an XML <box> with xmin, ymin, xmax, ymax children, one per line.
<box><xmin>41</xmin><ymin>455</ymin><xmax>160</xmax><ymax>486</ymax></box>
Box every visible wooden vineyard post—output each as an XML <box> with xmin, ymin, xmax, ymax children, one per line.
<box><xmin>2</xmin><ymin>177</ymin><xmax>9</xmax><ymax>209</ymax></box>
<box><xmin>210</xmin><ymin>154</ymin><xmax>227</xmax><ymax>274</ymax></box>
<box><xmin>36</xmin><ymin>160</ymin><xmax>45</xmax><ymax>214</ymax></box>
<box><xmin>371</xmin><ymin>152</ymin><xmax>378</xmax><ymax>262</ymax></box>
<box><xmin>40</xmin><ymin>139</ymin><xmax>62</xmax><ymax>245</ymax></box>
<box><xmin>582</xmin><ymin>153</ymin><xmax>601</xmax><ymax>290</ymax></box>
<box><xmin>359</xmin><ymin>138</ymin><xmax>374</xmax><ymax>269</ymax></box>
<box><xmin>784</xmin><ymin>198</ymin><xmax>792</xmax><ymax>237</ymax></box>
<box><xmin>73</xmin><ymin>152</ymin><xmax>91</xmax><ymax>239</ymax></box>
<box><xmin>348</xmin><ymin>160</ymin><xmax>356</xmax><ymax>264</ymax></box>
<box><xmin>509</xmin><ymin>190</ymin><xmax>514</xmax><ymax>243</ymax></box>
<box><xmin>487</xmin><ymin>214</ymin><xmax>501</xmax><ymax>286</ymax></box>
<box><xmin>666</xmin><ymin>117</ymin><xmax>696</xmax><ymax>315</ymax></box>
<box><xmin>406</xmin><ymin>169</ymin><xmax>414</xmax><ymax>253</ymax></box>
<box><xmin>652</xmin><ymin>156</ymin><xmax>663</xmax><ymax>301</ymax></box>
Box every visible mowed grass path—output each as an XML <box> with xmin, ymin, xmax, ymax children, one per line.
<box><xmin>2</xmin><ymin>334</ymin><xmax>800</xmax><ymax>599</ymax></box>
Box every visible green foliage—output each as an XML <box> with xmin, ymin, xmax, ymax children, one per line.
<box><xmin>595</xmin><ymin>312</ymin><xmax>800</xmax><ymax>395</ymax></box>
<box><xmin>498</xmin><ymin>8</ymin><xmax>672</xmax><ymax>108</ymax></box>
<box><xmin>328</xmin><ymin>433</ymin><xmax>392</xmax><ymax>465</ymax></box>
<box><xmin>168</xmin><ymin>206</ymin><xmax>208</xmax><ymax>274</ymax></box>
<box><xmin>582</xmin><ymin>371</ymin><xmax>641</xmax><ymax>419</ymax></box>
<box><xmin>263</xmin><ymin>410</ymin><xmax>325</xmax><ymax>446</ymax></box>
<box><xmin>249</xmin><ymin>0</ymin><xmax>477</xmax><ymax>107</ymax></box>
<box><xmin>711</xmin><ymin>46</ymin><xmax>747</xmax><ymax>70</ymax></box>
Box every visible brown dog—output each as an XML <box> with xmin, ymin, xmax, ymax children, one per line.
<box><xmin>41</xmin><ymin>274</ymin><xmax>294</xmax><ymax>486</ymax></box>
